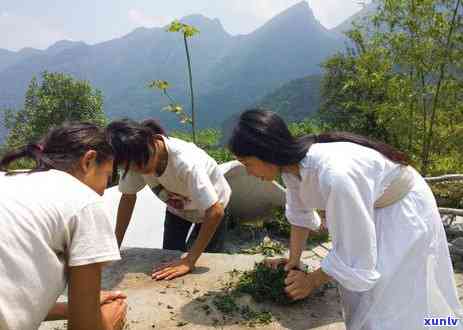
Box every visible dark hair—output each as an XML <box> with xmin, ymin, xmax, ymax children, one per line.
<box><xmin>228</xmin><ymin>109</ymin><xmax>408</xmax><ymax>166</ymax></box>
<box><xmin>106</xmin><ymin>119</ymin><xmax>156</xmax><ymax>178</ymax></box>
<box><xmin>0</xmin><ymin>122</ymin><xmax>113</xmax><ymax>174</ymax></box>
<box><xmin>141</xmin><ymin>118</ymin><xmax>167</xmax><ymax>136</ymax></box>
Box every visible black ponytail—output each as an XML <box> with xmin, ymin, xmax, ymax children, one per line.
<box><xmin>228</xmin><ymin>109</ymin><xmax>409</xmax><ymax>166</ymax></box>
<box><xmin>0</xmin><ymin>143</ymin><xmax>44</xmax><ymax>172</ymax></box>
<box><xmin>0</xmin><ymin>122</ymin><xmax>113</xmax><ymax>174</ymax></box>
<box><xmin>311</xmin><ymin>132</ymin><xmax>408</xmax><ymax>165</ymax></box>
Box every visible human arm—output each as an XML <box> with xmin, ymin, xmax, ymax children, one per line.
<box><xmin>266</xmin><ymin>174</ymin><xmax>321</xmax><ymax>270</ymax></box>
<box><xmin>115</xmin><ymin>194</ymin><xmax>137</xmax><ymax>247</ymax></box>
<box><xmin>67</xmin><ymin>263</ymin><xmax>127</xmax><ymax>330</ymax></box>
<box><xmin>45</xmin><ymin>288</ymin><xmax>127</xmax><ymax>322</ymax></box>
<box><xmin>152</xmin><ymin>201</ymin><xmax>224</xmax><ymax>280</ymax></box>
<box><xmin>152</xmin><ymin>164</ymin><xmax>226</xmax><ymax>280</ymax></box>
<box><xmin>64</xmin><ymin>201</ymin><xmax>126</xmax><ymax>329</ymax></box>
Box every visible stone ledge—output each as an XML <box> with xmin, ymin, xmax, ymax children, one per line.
<box><xmin>41</xmin><ymin>248</ymin><xmax>345</xmax><ymax>330</ymax></box>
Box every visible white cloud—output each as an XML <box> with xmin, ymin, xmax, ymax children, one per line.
<box><xmin>128</xmin><ymin>9</ymin><xmax>171</xmax><ymax>28</ymax></box>
<box><xmin>227</xmin><ymin>0</ymin><xmax>301</xmax><ymax>20</ymax></box>
<box><xmin>0</xmin><ymin>12</ymin><xmax>68</xmax><ymax>50</ymax></box>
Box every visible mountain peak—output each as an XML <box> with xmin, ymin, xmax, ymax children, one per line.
<box><xmin>253</xmin><ymin>1</ymin><xmax>327</xmax><ymax>36</ymax></box>
<box><xmin>45</xmin><ymin>40</ymin><xmax>87</xmax><ymax>56</ymax></box>
<box><xmin>279</xmin><ymin>1</ymin><xmax>316</xmax><ymax>21</ymax></box>
<box><xmin>180</xmin><ymin>14</ymin><xmax>228</xmax><ymax>35</ymax></box>
<box><xmin>17</xmin><ymin>47</ymin><xmax>42</xmax><ymax>56</ymax></box>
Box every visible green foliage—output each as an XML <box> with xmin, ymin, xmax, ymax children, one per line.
<box><xmin>171</xmin><ymin>128</ymin><xmax>233</xmax><ymax>164</ymax></box>
<box><xmin>264</xmin><ymin>208</ymin><xmax>330</xmax><ymax>245</ymax></box>
<box><xmin>150</xmin><ymin>20</ymin><xmax>200</xmax><ymax>142</ymax></box>
<box><xmin>148</xmin><ymin>80</ymin><xmax>192</xmax><ymax>125</ymax></box>
<box><xmin>167</xmin><ymin>20</ymin><xmax>200</xmax><ymax>37</ymax></box>
<box><xmin>212</xmin><ymin>294</ymin><xmax>239</xmax><ymax>314</ymax></box>
<box><xmin>257</xmin><ymin>75</ymin><xmax>322</xmax><ymax>122</ymax></box>
<box><xmin>430</xmin><ymin>182</ymin><xmax>463</xmax><ymax>209</ymax></box>
<box><xmin>235</xmin><ymin>262</ymin><xmax>294</xmax><ymax>305</ymax></box>
<box><xmin>321</xmin><ymin>0</ymin><xmax>463</xmax><ymax>175</ymax></box>
<box><xmin>212</xmin><ymin>292</ymin><xmax>273</xmax><ymax>326</ymax></box>
<box><xmin>3</xmin><ymin>71</ymin><xmax>106</xmax><ymax>150</ymax></box>
<box><xmin>149</xmin><ymin>80</ymin><xmax>170</xmax><ymax>91</ymax></box>
<box><xmin>240</xmin><ymin>236</ymin><xmax>286</xmax><ymax>257</ymax></box>
<box><xmin>264</xmin><ymin>208</ymin><xmax>291</xmax><ymax>236</ymax></box>
<box><xmin>288</xmin><ymin>118</ymin><xmax>322</xmax><ymax>137</ymax></box>
<box><xmin>238</xmin><ymin>306</ymin><xmax>272</xmax><ymax>327</ymax></box>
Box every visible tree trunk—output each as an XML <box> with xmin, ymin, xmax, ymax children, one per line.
<box><xmin>184</xmin><ymin>34</ymin><xmax>196</xmax><ymax>144</ymax></box>
<box><xmin>421</xmin><ymin>0</ymin><xmax>461</xmax><ymax>175</ymax></box>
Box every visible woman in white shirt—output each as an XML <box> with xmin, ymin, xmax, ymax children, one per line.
<box><xmin>106</xmin><ymin>119</ymin><xmax>231</xmax><ymax>281</ymax></box>
<box><xmin>0</xmin><ymin>123</ymin><xmax>127</xmax><ymax>330</ymax></box>
<box><xmin>228</xmin><ymin>109</ymin><xmax>462</xmax><ymax>330</ymax></box>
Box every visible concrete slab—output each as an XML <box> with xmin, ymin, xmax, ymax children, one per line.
<box><xmin>40</xmin><ymin>249</ymin><xmax>345</xmax><ymax>330</ymax></box>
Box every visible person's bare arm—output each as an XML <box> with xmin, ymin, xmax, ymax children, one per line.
<box><xmin>265</xmin><ymin>224</ymin><xmax>310</xmax><ymax>270</ymax></box>
<box><xmin>152</xmin><ymin>202</ymin><xmax>224</xmax><ymax>280</ymax></box>
<box><xmin>115</xmin><ymin>194</ymin><xmax>137</xmax><ymax>247</ymax></box>
<box><xmin>68</xmin><ymin>263</ymin><xmax>127</xmax><ymax>330</ymax></box>
<box><xmin>186</xmin><ymin>202</ymin><xmax>224</xmax><ymax>264</ymax></box>
<box><xmin>45</xmin><ymin>292</ymin><xmax>127</xmax><ymax>322</ymax></box>
<box><xmin>287</xmin><ymin>225</ymin><xmax>310</xmax><ymax>269</ymax></box>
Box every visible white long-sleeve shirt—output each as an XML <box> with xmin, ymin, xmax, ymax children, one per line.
<box><xmin>282</xmin><ymin>142</ymin><xmax>462</xmax><ymax>330</ymax></box>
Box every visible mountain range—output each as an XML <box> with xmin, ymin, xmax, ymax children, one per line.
<box><xmin>0</xmin><ymin>1</ymin><xmax>369</xmax><ymax>142</ymax></box>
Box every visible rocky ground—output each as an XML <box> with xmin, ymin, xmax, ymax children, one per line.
<box><xmin>446</xmin><ymin>216</ymin><xmax>463</xmax><ymax>303</ymax></box>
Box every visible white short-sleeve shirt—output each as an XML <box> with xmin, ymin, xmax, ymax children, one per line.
<box><xmin>0</xmin><ymin>170</ymin><xmax>120</xmax><ymax>330</ymax></box>
<box><xmin>118</xmin><ymin>136</ymin><xmax>231</xmax><ymax>223</ymax></box>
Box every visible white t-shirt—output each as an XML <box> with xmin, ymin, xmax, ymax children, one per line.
<box><xmin>118</xmin><ymin>136</ymin><xmax>231</xmax><ymax>223</ymax></box>
<box><xmin>0</xmin><ymin>170</ymin><xmax>120</xmax><ymax>330</ymax></box>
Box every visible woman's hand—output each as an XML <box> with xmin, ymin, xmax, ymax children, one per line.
<box><xmin>100</xmin><ymin>291</ymin><xmax>127</xmax><ymax>305</ymax></box>
<box><xmin>151</xmin><ymin>257</ymin><xmax>194</xmax><ymax>281</ymax></box>
<box><xmin>284</xmin><ymin>268</ymin><xmax>331</xmax><ymax>301</ymax></box>
<box><xmin>284</xmin><ymin>270</ymin><xmax>318</xmax><ymax>301</ymax></box>
<box><xmin>101</xmin><ymin>298</ymin><xmax>128</xmax><ymax>330</ymax></box>
<box><xmin>264</xmin><ymin>258</ymin><xmax>300</xmax><ymax>271</ymax></box>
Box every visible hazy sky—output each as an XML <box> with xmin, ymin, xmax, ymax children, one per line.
<box><xmin>0</xmin><ymin>0</ymin><xmax>370</xmax><ymax>51</ymax></box>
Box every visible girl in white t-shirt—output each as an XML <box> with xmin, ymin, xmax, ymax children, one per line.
<box><xmin>0</xmin><ymin>123</ymin><xmax>127</xmax><ymax>330</ymax></box>
<box><xmin>228</xmin><ymin>109</ymin><xmax>462</xmax><ymax>330</ymax></box>
<box><xmin>106</xmin><ymin>119</ymin><xmax>231</xmax><ymax>281</ymax></box>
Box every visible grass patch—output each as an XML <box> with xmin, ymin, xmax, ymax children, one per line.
<box><xmin>212</xmin><ymin>294</ymin><xmax>239</xmax><ymax>314</ymax></box>
<box><xmin>212</xmin><ymin>293</ymin><xmax>273</xmax><ymax>327</ymax></box>
<box><xmin>235</xmin><ymin>262</ymin><xmax>295</xmax><ymax>305</ymax></box>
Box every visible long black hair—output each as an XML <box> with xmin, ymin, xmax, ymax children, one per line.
<box><xmin>0</xmin><ymin>122</ymin><xmax>113</xmax><ymax>174</ymax></box>
<box><xmin>228</xmin><ymin>109</ymin><xmax>408</xmax><ymax>166</ymax></box>
<box><xmin>141</xmin><ymin>118</ymin><xmax>167</xmax><ymax>136</ymax></box>
<box><xmin>106</xmin><ymin>118</ymin><xmax>166</xmax><ymax>178</ymax></box>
